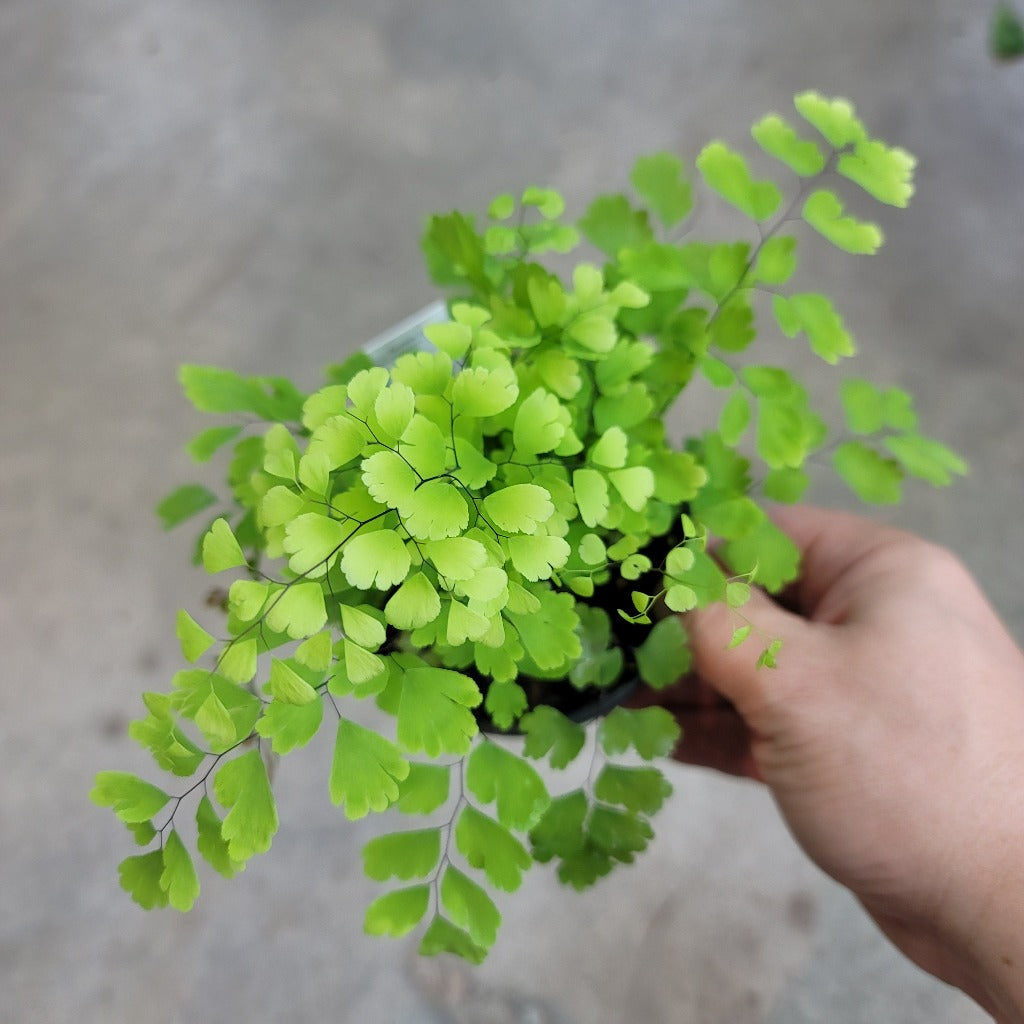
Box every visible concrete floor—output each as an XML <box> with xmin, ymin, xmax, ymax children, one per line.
<box><xmin>2</xmin><ymin>1</ymin><xmax>1022</xmax><ymax>1021</ymax></box>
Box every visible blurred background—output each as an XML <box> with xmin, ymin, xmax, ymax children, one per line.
<box><xmin>2</xmin><ymin>1</ymin><xmax>1022</xmax><ymax>1021</ymax></box>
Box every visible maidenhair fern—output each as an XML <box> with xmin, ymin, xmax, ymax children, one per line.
<box><xmin>93</xmin><ymin>92</ymin><xmax>965</xmax><ymax>960</ymax></box>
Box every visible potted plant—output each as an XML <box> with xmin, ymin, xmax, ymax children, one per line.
<box><xmin>92</xmin><ymin>92</ymin><xmax>965</xmax><ymax>963</ymax></box>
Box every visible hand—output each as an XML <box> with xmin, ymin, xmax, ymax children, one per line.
<box><xmin>640</xmin><ymin>506</ymin><xmax>1024</xmax><ymax>1022</ymax></box>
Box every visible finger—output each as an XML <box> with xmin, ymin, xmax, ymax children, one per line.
<box><xmin>683</xmin><ymin>585</ymin><xmax>816</xmax><ymax>719</ymax></box>
<box><xmin>768</xmin><ymin>505</ymin><xmax>911</xmax><ymax>617</ymax></box>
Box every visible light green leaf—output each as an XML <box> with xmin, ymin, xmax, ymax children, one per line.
<box><xmin>397</xmin><ymin>667</ymin><xmax>481</xmax><ymax>757</ymax></box>
<box><xmin>718</xmin><ymin>391</ymin><xmax>751</xmax><ymax>445</ymax></box>
<box><xmin>341</xmin><ymin>605</ymin><xmax>386</xmax><ymax>649</ymax></box>
<box><xmin>773</xmin><ymin>293</ymin><xmax>855</xmax><ymax>363</ymax></box>
<box><xmin>513</xmin><ymin>389</ymin><xmax>567</xmax><ymax>455</ymax></box>
<box><xmin>425</xmin><ymin>537</ymin><xmax>487</xmax><ymax>580</ymax></box>
<box><xmin>295</xmin><ymin>630</ymin><xmax>333</xmax><ymax>673</ymax></box>
<box><xmin>630</xmin><ymin>152</ymin><xmax>693</xmax><ymax>226</ymax></box>
<box><xmin>91</xmin><ymin>772</ymin><xmax>170</xmax><ymax>824</ymax></box>
<box><xmin>330</xmin><ymin>718</ymin><xmax>409</xmax><ymax>819</ymax></box>
<box><xmin>340</xmin><ymin>531</ymin><xmax>412</xmax><ymax>590</ymax></box>
<box><xmin>424</xmin><ymin>321</ymin><xmax>473</xmax><ymax>360</ymax></box>
<box><xmin>202</xmin><ymin>518</ymin><xmax>247</xmax><ymax>573</ymax></box>
<box><xmin>374</xmin><ymin>382</ymin><xmax>416</xmax><ymax>441</ymax></box>
<box><xmin>466</xmin><ymin>742</ymin><xmax>550</xmax><ymax>832</ymax></box>
<box><xmin>402</xmin><ymin>480</ymin><xmax>469</xmax><ymax>541</ymax></box>
<box><xmin>307</xmin><ymin>414</ymin><xmax>367</xmax><ymax>471</ymax></box>
<box><xmin>588</xmin><ymin>805</ymin><xmax>653</xmax><ymax>861</ymax></box>
<box><xmin>343</xmin><ymin>638</ymin><xmax>386</xmax><ymax>686</ymax></box>
<box><xmin>573</xmin><ymin>468</ymin><xmax>609</xmax><ymax>528</ymax></box>
<box><xmin>392</xmin><ymin>351</ymin><xmax>454</xmax><ymax>397</ymax></box>
<box><xmin>265</xmin><ymin>658</ymin><xmax>319</xmax><ymax>705</ymax></box>
<box><xmin>363</xmin><ymin>829</ymin><xmax>442</xmax><ymax>881</ymax></box>
<box><xmin>700</xmin><ymin>496</ymin><xmax>762</xmax><ymax>540</ymax></box>
<box><xmin>176</xmin><ymin>609</ymin><xmax>215</xmax><ymax>663</ymax></box>
<box><xmin>578</xmin><ymin>194</ymin><xmax>653</xmax><ymax>258</ymax></box>
<box><xmin>400</xmin><ymin>415</ymin><xmax>449</xmax><ymax>478</ymax></box>
<box><xmin>578</xmin><ymin>533</ymin><xmax>606</xmax><ymax>566</ymax></box>
<box><xmin>505</xmin><ymin>534</ymin><xmax>571</xmax><ymax>582</ymax></box>
<box><xmin>213</xmin><ymin>749</ymin><xmax>278</xmax><ymax>860</ymax></box>
<box><xmin>838</xmin><ymin>139</ymin><xmax>916</xmax><ymax>207</ymax></box>
<box><xmin>346</xmin><ymin>367</ymin><xmax>390</xmax><ymax>417</ymax></box>
<box><xmin>455</xmin><ymin>805</ymin><xmax>532</xmax><ymax>892</ymax></box>
<box><xmin>696</xmin><ymin>141</ymin><xmax>783</xmax><ymax>221</ymax></box>
<box><xmin>302</xmin><ymin>385</ymin><xmax>348</xmax><ymax>431</ymax></box>
<box><xmin>753</xmin><ymin>235</ymin><xmax>798</xmax><ymax>286</ymax></box>
<box><xmin>635</xmin><ymin>616</ymin><xmax>691</xmax><ymax>689</ymax></box>
<box><xmin>156</xmin><ymin>484</ymin><xmax>219</xmax><ymax>530</ymax></box>
<box><xmin>529</xmin><ymin>790</ymin><xmax>588</xmax><ymax>863</ymax></box>
<box><xmin>884</xmin><ymin>434</ymin><xmax>967</xmax><ymax>486</ymax></box>
<box><xmin>840</xmin><ymin>378</ymin><xmax>886</xmax><ymax>434</ymax></box>
<box><xmin>218</xmin><ymin>637</ymin><xmax>257</xmax><ymax>684</ymax></box>
<box><xmin>751</xmin><ymin>113</ymin><xmax>826</xmax><ymax>175</ymax></box>
<box><xmin>763</xmin><ymin>467</ymin><xmax>810</xmax><ymax>503</ymax></box>
<box><xmin>364</xmin><ymin>886</ymin><xmax>431</xmax><ymax>938</ymax></box>
<box><xmin>441</xmin><ymin>866</ymin><xmax>501</xmax><ymax>949</ymax></box>
<box><xmin>721</xmin><ymin>515</ymin><xmax>801</xmax><ymax>593</ymax></box>
<box><xmin>520</xmin><ymin>706</ymin><xmax>585</xmax><ymax>769</ymax></box>
<box><xmin>594</xmin><ymin>764</ymin><xmax>673</xmax><ymax>816</ymax></box>
<box><xmin>361</xmin><ymin>450</ymin><xmax>418</xmax><ymax>511</ymax></box>
<box><xmin>522</xmin><ymin>185</ymin><xmax>565</xmax><ymax>218</ymax></box>
<box><xmin>727</xmin><ymin>581</ymin><xmax>752</xmax><ymax>608</ymax></box>
<box><xmin>419</xmin><ymin>915</ymin><xmax>488</xmax><ymax>965</ymax></box>
<box><xmin>664</xmin><ymin>584</ymin><xmax>698</xmax><ymax>613</ymax></box>
<box><xmin>452</xmin><ymin>364</ymin><xmax>519</xmax><ymax>418</ymax></box>
<box><xmin>483</xmin><ymin>484</ymin><xmax>554</xmax><ymax>533</ymax></box>
<box><xmin>833</xmin><ymin>441</ymin><xmax>903</xmax><ymax>504</ymax></box>
<box><xmin>608</xmin><ymin>467</ymin><xmax>655</xmax><ymax>512</ymax></box>
<box><xmin>508</xmin><ymin>589</ymin><xmax>582</xmax><ymax>671</ymax></box>
<box><xmin>260</xmin><ymin>486</ymin><xmax>305</xmax><ymax>528</ymax></box>
<box><xmin>282</xmin><ymin>513</ymin><xmax>346</xmax><ymax>578</ymax></box>
<box><xmin>589</xmin><ymin>427</ymin><xmax>629</xmax><ymax>469</ymax></box>
<box><xmin>802</xmin><ymin>190</ymin><xmax>882</xmax><ymax>255</ymax></box>
<box><xmin>793</xmin><ymin>91</ymin><xmax>866</xmax><ymax>149</ymax></box>
<box><xmin>254</xmin><ymin>697</ymin><xmax>324</xmax><ymax>755</ymax></box>
<box><xmin>264</xmin><ymin>582</ymin><xmax>327</xmax><ymax>640</ymax></box>
<box><xmin>483</xmin><ymin>680</ymin><xmax>528</xmax><ymax>732</ymax></box>
<box><xmin>599</xmin><ymin>706</ymin><xmax>681</xmax><ymax>760</ymax></box>
<box><xmin>395</xmin><ymin>763</ymin><xmax>451</xmax><ymax>815</ymax></box>
<box><xmin>446</xmin><ymin>599</ymin><xmax>491</xmax><ymax>646</ymax></box>
<box><xmin>384</xmin><ymin>572</ymin><xmax>442</xmax><ymax>630</ymax></box>
<box><xmin>195</xmin><ymin>795</ymin><xmax>245</xmax><ymax>878</ymax></box>
<box><xmin>160</xmin><ymin>831</ymin><xmax>200</xmax><ymax>912</ymax></box>
<box><xmin>128</xmin><ymin>693</ymin><xmax>205</xmax><ymax>777</ymax></box>
<box><xmin>118</xmin><ymin>851</ymin><xmax>169</xmax><ymax>909</ymax></box>
<box><xmin>186</xmin><ymin>424</ymin><xmax>243</xmax><ymax>463</ymax></box>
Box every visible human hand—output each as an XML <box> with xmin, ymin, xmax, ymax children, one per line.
<box><xmin>639</xmin><ymin>506</ymin><xmax>1024</xmax><ymax>1022</ymax></box>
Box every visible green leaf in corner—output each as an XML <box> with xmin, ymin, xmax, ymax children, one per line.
<box><xmin>833</xmin><ymin>441</ymin><xmax>903</xmax><ymax>504</ymax></box>
<box><xmin>397</xmin><ymin>667</ymin><xmax>481</xmax><ymax>757</ymax></box>
<box><xmin>156</xmin><ymin>484</ymin><xmax>218</xmax><ymax>530</ymax></box>
<box><xmin>196</xmin><ymin>795</ymin><xmax>246</xmax><ymax>879</ymax></box>
<box><xmin>364</xmin><ymin>886</ymin><xmax>431</xmax><ymax>938</ymax></box>
<box><xmin>635</xmin><ymin>616</ymin><xmax>691</xmax><ymax>690</ymax></box>
<box><xmin>362</xmin><ymin>829</ymin><xmax>442</xmax><ymax>881</ymax></box>
<box><xmin>201</xmin><ymin>518</ymin><xmax>248</xmax><ymax>573</ymax></box>
<box><xmin>118</xmin><ymin>851</ymin><xmax>169</xmax><ymax>910</ymax></box>
<box><xmin>330</xmin><ymin>718</ymin><xmax>409</xmax><ymax>820</ymax></box>
<box><xmin>520</xmin><ymin>706</ymin><xmax>586</xmax><ymax>769</ymax></box>
<box><xmin>466</xmin><ymin>742</ymin><xmax>550</xmax><ymax>832</ymax></box>
<box><xmin>455</xmin><ymin>805</ymin><xmax>533</xmax><ymax>892</ymax></box>
<box><xmin>599</xmin><ymin>706</ymin><xmax>680</xmax><ymax>760</ymax></box>
<box><xmin>419</xmin><ymin>915</ymin><xmax>488</xmax><ymax>965</ymax></box>
<box><xmin>594</xmin><ymin>764</ymin><xmax>673</xmax><ymax>816</ymax></box>
<box><xmin>802</xmin><ymin>191</ymin><xmax>882</xmax><ymax>255</ymax></box>
<box><xmin>160</xmin><ymin>830</ymin><xmax>200</xmax><ymax>912</ymax></box>
<box><xmin>91</xmin><ymin>772</ymin><xmax>171</xmax><ymax>824</ymax></box>
<box><xmin>751</xmin><ymin>114</ymin><xmax>826</xmax><ymax>176</ymax></box>
<box><xmin>212</xmin><ymin>749</ymin><xmax>278</xmax><ymax>862</ymax></box>
<box><xmin>440</xmin><ymin>866</ymin><xmax>501</xmax><ymax>949</ymax></box>
<box><xmin>630</xmin><ymin>152</ymin><xmax>693</xmax><ymax>226</ymax></box>
<box><xmin>884</xmin><ymin>434</ymin><xmax>967</xmax><ymax>486</ymax></box>
<box><xmin>696</xmin><ymin>142</ymin><xmax>782</xmax><ymax>221</ymax></box>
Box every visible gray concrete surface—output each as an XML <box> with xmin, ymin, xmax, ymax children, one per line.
<box><xmin>2</xmin><ymin>1</ymin><xmax>1021</xmax><ymax>1021</ymax></box>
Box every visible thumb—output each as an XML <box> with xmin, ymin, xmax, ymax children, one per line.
<box><xmin>684</xmin><ymin>587</ymin><xmax>817</xmax><ymax>718</ymax></box>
